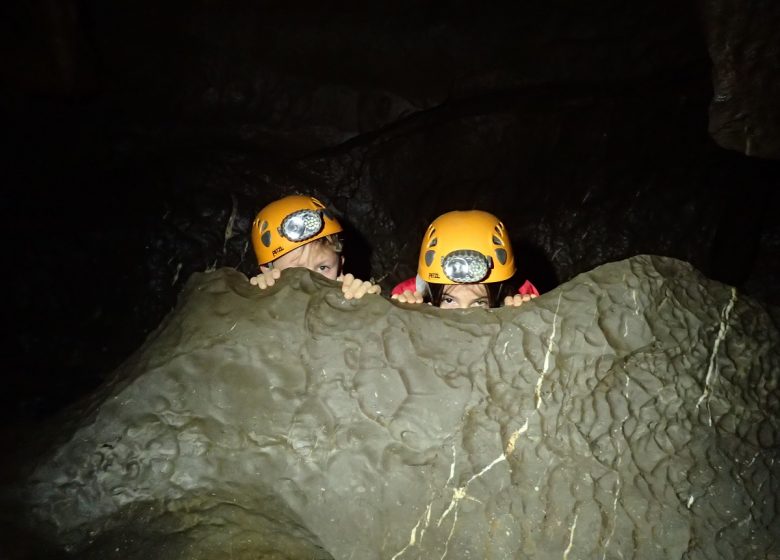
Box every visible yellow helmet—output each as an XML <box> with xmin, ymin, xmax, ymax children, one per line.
<box><xmin>417</xmin><ymin>210</ymin><xmax>516</xmax><ymax>284</ymax></box>
<box><xmin>251</xmin><ymin>195</ymin><xmax>343</xmax><ymax>265</ymax></box>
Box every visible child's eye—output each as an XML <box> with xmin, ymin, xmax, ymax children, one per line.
<box><xmin>318</xmin><ymin>265</ymin><xmax>331</xmax><ymax>271</ymax></box>
<box><xmin>443</xmin><ymin>296</ymin><xmax>455</xmax><ymax>304</ymax></box>
<box><xmin>472</xmin><ymin>299</ymin><xmax>489</xmax><ymax>308</ymax></box>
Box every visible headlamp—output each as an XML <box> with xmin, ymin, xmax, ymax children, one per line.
<box><xmin>279</xmin><ymin>210</ymin><xmax>324</xmax><ymax>242</ymax></box>
<box><xmin>441</xmin><ymin>250</ymin><xmax>491</xmax><ymax>283</ymax></box>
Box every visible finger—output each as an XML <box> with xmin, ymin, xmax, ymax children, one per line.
<box><xmin>340</xmin><ymin>280</ymin><xmax>354</xmax><ymax>295</ymax></box>
<box><xmin>355</xmin><ymin>282</ymin><xmax>371</xmax><ymax>299</ymax></box>
<box><xmin>347</xmin><ymin>281</ymin><xmax>365</xmax><ymax>299</ymax></box>
<box><xmin>272</xmin><ymin>268</ymin><xmax>281</xmax><ymax>279</ymax></box>
<box><xmin>368</xmin><ymin>284</ymin><xmax>381</xmax><ymax>295</ymax></box>
<box><xmin>394</xmin><ymin>290</ymin><xmax>423</xmax><ymax>305</ymax></box>
<box><xmin>251</xmin><ymin>275</ymin><xmax>269</xmax><ymax>289</ymax></box>
<box><xmin>342</xmin><ymin>279</ymin><xmax>359</xmax><ymax>299</ymax></box>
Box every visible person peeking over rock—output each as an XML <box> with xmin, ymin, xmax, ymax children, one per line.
<box><xmin>249</xmin><ymin>194</ymin><xmax>381</xmax><ymax>300</ymax></box>
<box><xmin>391</xmin><ymin>210</ymin><xmax>539</xmax><ymax>308</ymax></box>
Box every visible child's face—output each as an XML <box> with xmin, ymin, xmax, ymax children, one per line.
<box><xmin>439</xmin><ymin>283</ymin><xmax>489</xmax><ymax>309</ymax></box>
<box><xmin>264</xmin><ymin>241</ymin><xmax>342</xmax><ymax>280</ymax></box>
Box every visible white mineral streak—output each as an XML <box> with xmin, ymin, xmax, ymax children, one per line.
<box><xmin>537</xmin><ymin>292</ymin><xmax>563</xmax><ymax>409</ymax></box>
<box><xmin>390</xmin><ymin>509</ymin><xmax>427</xmax><ymax>560</ymax></box>
<box><xmin>563</xmin><ymin>511</ymin><xmax>579</xmax><ymax>560</ymax></box>
<box><xmin>392</xmin><ymin>426</ymin><xmax>525</xmax><ymax>559</ymax></box>
<box><xmin>602</xmin><ymin>376</ymin><xmax>628</xmax><ymax>559</ymax></box>
<box><xmin>446</xmin><ymin>442</ymin><xmax>457</xmax><ymax>486</ymax></box>
<box><xmin>505</xmin><ymin>418</ymin><xmax>529</xmax><ymax>455</ymax></box>
<box><xmin>695</xmin><ymin>287</ymin><xmax>737</xmax><ymax>425</ymax></box>
<box><xmin>439</xmin><ymin>492</ymin><xmax>462</xmax><ymax>560</ymax></box>
<box><xmin>171</xmin><ymin>262</ymin><xmax>182</xmax><ymax>286</ymax></box>
<box><xmin>223</xmin><ymin>194</ymin><xmax>238</xmax><ymax>253</ymax></box>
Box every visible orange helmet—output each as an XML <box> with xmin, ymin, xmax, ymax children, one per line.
<box><xmin>251</xmin><ymin>195</ymin><xmax>343</xmax><ymax>265</ymax></box>
<box><xmin>417</xmin><ymin>210</ymin><xmax>516</xmax><ymax>284</ymax></box>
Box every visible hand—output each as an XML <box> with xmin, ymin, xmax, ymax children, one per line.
<box><xmin>504</xmin><ymin>293</ymin><xmax>537</xmax><ymax>307</ymax></box>
<box><xmin>339</xmin><ymin>273</ymin><xmax>382</xmax><ymax>300</ymax></box>
<box><xmin>249</xmin><ymin>268</ymin><xmax>281</xmax><ymax>289</ymax></box>
<box><xmin>391</xmin><ymin>290</ymin><xmax>424</xmax><ymax>304</ymax></box>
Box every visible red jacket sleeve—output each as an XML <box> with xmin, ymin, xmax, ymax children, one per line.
<box><xmin>391</xmin><ymin>276</ymin><xmax>418</xmax><ymax>296</ymax></box>
<box><xmin>518</xmin><ymin>280</ymin><xmax>540</xmax><ymax>296</ymax></box>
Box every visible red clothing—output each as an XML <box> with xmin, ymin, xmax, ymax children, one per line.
<box><xmin>391</xmin><ymin>277</ymin><xmax>540</xmax><ymax>297</ymax></box>
<box><xmin>391</xmin><ymin>276</ymin><xmax>419</xmax><ymax>296</ymax></box>
<box><xmin>517</xmin><ymin>279</ymin><xmax>540</xmax><ymax>297</ymax></box>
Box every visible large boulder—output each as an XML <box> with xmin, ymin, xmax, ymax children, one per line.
<box><xmin>22</xmin><ymin>256</ymin><xmax>780</xmax><ymax>559</ymax></box>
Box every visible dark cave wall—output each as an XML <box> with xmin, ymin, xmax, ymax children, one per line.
<box><xmin>3</xmin><ymin>0</ymin><xmax>780</xmax><ymax>421</ymax></box>
<box><xmin>703</xmin><ymin>0</ymin><xmax>780</xmax><ymax>159</ymax></box>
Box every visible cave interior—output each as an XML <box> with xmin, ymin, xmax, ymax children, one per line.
<box><xmin>3</xmin><ymin>0</ymin><xmax>779</xmax><ymax>428</ymax></box>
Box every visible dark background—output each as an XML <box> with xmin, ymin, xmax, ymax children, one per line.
<box><xmin>2</xmin><ymin>0</ymin><xmax>779</xmax><ymax>424</ymax></box>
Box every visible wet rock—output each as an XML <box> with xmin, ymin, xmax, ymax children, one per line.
<box><xmin>22</xmin><ymin>256</ymin><xmax>780</xmax><ymax>559</ymax></box>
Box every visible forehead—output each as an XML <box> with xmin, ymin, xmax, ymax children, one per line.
<box><xmin>288</xmin><ymin>240</ymin><xmax>339</xmax><ymax>262</ymax></box>
<box><xmin>443</xmin><ymin>283</ymin><xmax>489</xmax><ymax>298</ymax></box>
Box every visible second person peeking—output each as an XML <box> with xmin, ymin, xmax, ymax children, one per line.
<box><xmin>391</xmin><ymin>210</ymin><xmax>539</xmax><ymax>308</ymax></box>
<box><xmin>249</xmin><ymin>194</ymin><xmax>380</xmax><ymax>299</ymax></box>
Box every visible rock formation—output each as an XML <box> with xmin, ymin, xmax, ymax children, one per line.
<box><xmin>23</xmin><ymin>256</ymin><xmax>780</xmax><ymax>559</ymax></box>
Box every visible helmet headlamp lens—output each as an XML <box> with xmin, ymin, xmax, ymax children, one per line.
<box><xmin>280</xmin><ymin>210</ymin><xmax>324</xmax><ymax>242</ymax></box>
<box><xmin>441</xmin><ymin>250</ymin><xmax>491</xmax><ymax>283</ymax></box>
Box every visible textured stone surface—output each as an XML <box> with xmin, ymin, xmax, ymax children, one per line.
<box><xmin>22</xmin><ymin>256</ymin><xmax>780</xmax><ymax>559</ymax></box>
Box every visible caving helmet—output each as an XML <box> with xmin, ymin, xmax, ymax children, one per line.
<box><xmin>251</xmin><ymin>195</ymin><xmax>343</xmax><ymax>265</ymax></box>
<box><xmin>417</xmin><ymin>210</ymin><xmax>516</xmax><ymax>284</ymax></box>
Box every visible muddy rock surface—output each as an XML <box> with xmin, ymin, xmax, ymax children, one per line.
<box><xmin>22</xmin><ymin>256</ymin><xmax>780</xmax><ymax>559</ymax></box>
